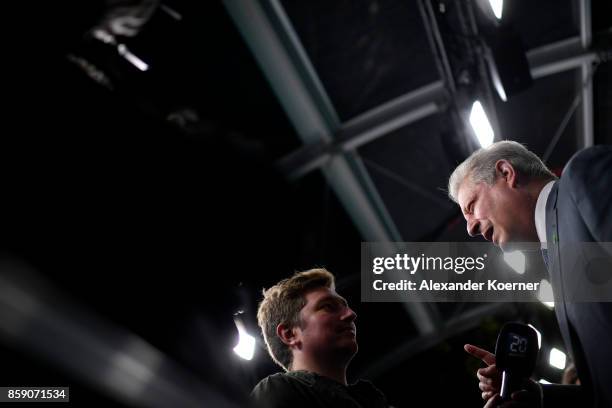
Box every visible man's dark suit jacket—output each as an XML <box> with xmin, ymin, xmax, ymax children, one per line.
<box><xmin>544</xmin><ymin>145</ymin><xmax>612</xmax><ymax>408</ymax></box>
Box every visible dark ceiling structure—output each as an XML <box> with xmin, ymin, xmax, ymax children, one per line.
<box><xmin>1</xmin><ymin>0</ymin><xmax>610</xmax><ymax>406</ymax></box>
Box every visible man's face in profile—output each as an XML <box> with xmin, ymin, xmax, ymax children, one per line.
<box><xmin>295</xmin><ymin>287</ymin><xmax>358</xmax><ymax>361</ymax></box>
<box><xmin>456</xmin><ymin>173</ymin><xmax>538</xmax><ymax>250</ymax></box>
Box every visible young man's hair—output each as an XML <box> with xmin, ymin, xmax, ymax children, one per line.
<box><xmin>256</xmin><ymin>268</ymin><xmax>335</xmax><ymax>371</ymax></box>
<box><xmin>448</xmin><ymin>140</ymin><xmax>557</xmax><ymax>203</ymax></box>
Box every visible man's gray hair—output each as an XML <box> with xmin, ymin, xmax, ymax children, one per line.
<box><xmin>448</xmin><ymin>140</ymin><xmax>557</xmax><ymax>203</ymax></box>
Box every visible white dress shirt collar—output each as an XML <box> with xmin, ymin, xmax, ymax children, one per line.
<box><xmin>535</xmin><ymin>180</ymin><xmax>555</xmax><ymax>245</ymax></box>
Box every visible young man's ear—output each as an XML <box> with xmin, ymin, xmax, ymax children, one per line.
<box><xmin>277</xmin><ymin>323</ymin><xmax>299</xmax><ymax>347</ymax></box>
<box><xmin>495</xmin><ymin>159</ymin><xmax>517</xmax><ymax>187</ymax></box>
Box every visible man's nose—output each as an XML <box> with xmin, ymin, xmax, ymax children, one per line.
<box><xmin>467</xmin><ymin>218</ymin><xmax>480</xmax><ymax>237</ymax></box>
<box><xmin>341</xmin><ymin>306</ymin><xmax>357</xmax><ymax>322</ymax></box>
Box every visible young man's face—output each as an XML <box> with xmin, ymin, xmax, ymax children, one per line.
<box><xmin>295</xmin><ymin>286</ymin><xmax>358</xmax><ymax>361</ymax></box>
<box><xmin>457</xmin><ymin>174</ymin><xmax>538</xmax><ymax>250</ymax></box>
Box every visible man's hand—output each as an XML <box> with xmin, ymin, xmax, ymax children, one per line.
<box><xmin>465</xmin><ymin>344</ymin><xmax>541</xmax><ymax>407</ymax></box>
<box><xmin>465</xmin><ymin>344</ymin><xmax>501</xmax><ymax>401</ymax></box>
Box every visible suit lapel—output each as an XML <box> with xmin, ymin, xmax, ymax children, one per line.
<box><xmin>546</xmin><ymin>182</ymin><xmax>573</xmax><ymax>356</ymax></box>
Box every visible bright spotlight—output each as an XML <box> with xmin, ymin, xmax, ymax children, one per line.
<box><xmin>503</xmin><ymin>251</ymin><xmax>525</xmax><ymax>274</ymax></box>
<box><xmin>549</xmin><ymin>347</ymin><xmax>567</xmax><ymax>370</ymax></box>
<box><xmin>489</xmin><ymin>0</ymin><xmax>503</xmax><ymax>19</ymax></box>
<box><xmin>233</xmin><ymin>318</ymin><xmax>256</xmax><ymax>361</ymax></box>
<box><xmin>469</xmin><ymin>101</ymin><xmax>494</xmax><ymax>147</ymax></box>
<box><xmin>117</xmin><ymin>44</ymin><xmax>149</xmax><ymax>71</ymax></box>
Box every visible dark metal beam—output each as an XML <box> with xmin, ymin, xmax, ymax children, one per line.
<box><xmin>224</xmin><ymin>0</ymin><xmax>441</xmax><ymax>334</ymax></box>
<box><xmin>277</xmin><ymin>82</ymin><xmax>447</xmax><ymax>181</ymax></box>
<box><xmin>579</xmin><ymin>0</ymin><xmax>594</xmax><ymax>147</ymax></box>
<box><xmin>526</xmin><ymin>36</ymin><xmax>599</xmax><ymax>80</ymax></box>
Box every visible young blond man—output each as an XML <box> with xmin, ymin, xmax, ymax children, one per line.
<box><xmin>252</xmin><ymin>268</ymin><xmax>389</xmax><ymax>407</ymax></box>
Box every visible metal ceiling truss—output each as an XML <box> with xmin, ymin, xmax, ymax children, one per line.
<box><xmin>277</xmin><ymin>81</ymin><xmax>447</xmax><ymax>181</ymax></box>
<box><xmin>527</xmin><ymin>36</ymin><xmax>599</xmax><ymax>79</ymax></box>
<box><xmin>223</xmin><ymin>0</ymin><xmax>442</xmax><ymax>335</ymax></box>
<box><xmin>275</xmin><ymin>7</ymin><xmax>601</xmax><ymax>180</ymax></box>
<box><xmin>579</xmin><ymin>0</ymin><xmax>594</xmax><ymax>147</ymax></box>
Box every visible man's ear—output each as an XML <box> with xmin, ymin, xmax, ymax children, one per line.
<box><xmin>495</xmin><ymin>159</ymin><xmax>517</xmax><ymax>187</ymax></box>
<box><xmin>277</xmin><ymin>323</ymin><xmax>299</xmax><ymax>347</ymax></box>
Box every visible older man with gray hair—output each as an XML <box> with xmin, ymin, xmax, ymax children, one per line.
<box><xmin>448</xmin><ymin>141</ymin><xmax>612</xmax><ymax>408</ymax></box>
<box><xmin>448</xmin><ymin>141</ymin><xmax>558</xmax><ymax>250</ymax></box>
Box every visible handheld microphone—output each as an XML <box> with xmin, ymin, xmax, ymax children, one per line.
<box><xmin>494</xmin><ymin>322</ymin><xmax>539</xmax><ymax>401</ymax></box>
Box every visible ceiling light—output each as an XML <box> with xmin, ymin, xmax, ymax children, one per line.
<box><xmin>549</xmin><ymin>347</ymin><xmax>566</xmax><ymax>370</ymax></box>
<box><xmin>233</xmin><ymin>317</ymin><xmax>256</xmax><ymax>361</ymax></box>
<box><xmin>489</xmin><ymin>0</ymin><xmax>503</xmax><ymax>19</ymax></box>
<box><xmin>469</xmin><ymin>101</ymin><xmax>494</xmax><ymax>147</ymax></box>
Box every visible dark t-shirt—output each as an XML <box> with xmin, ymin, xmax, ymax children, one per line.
<box><xmin>250</xmin><ymin>370</ymin><xmax>389</xmax><ymax>408</ymax></box>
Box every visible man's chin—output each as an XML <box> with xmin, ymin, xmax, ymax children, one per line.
<box><xmin>342</xmin><ymin>340</ymin><xmax>358</xmax><ymax>355</ymax></box>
